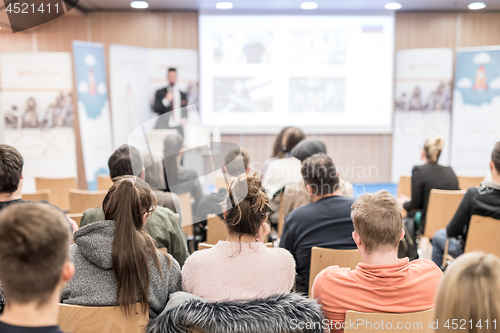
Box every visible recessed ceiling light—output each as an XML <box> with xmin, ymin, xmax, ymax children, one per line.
<box><xmin>301</xmin><ymin>2</ymin><xmax>318</xmax><ymax>9</ymax></box>
<box><xmin>385</xmin><ymin>2</ymin><xmax>402</xmax><ymax>10</ymax></box>
<box><xmin>130</xmin><ymin>1</ymin><xmax>148</xmax><ymax>8</ymax></box>
<box><xmin>468</xmin><ymin>2</ymin><xmax>486</xmax><ymax>9</ymax></box>
<box><xmin>216</xmin><ymin>2</ymin><xmax>233</xmax><ymax>9</ymax></box>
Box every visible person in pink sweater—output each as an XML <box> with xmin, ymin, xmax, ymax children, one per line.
<box><xmin>312</xmin><ymin>190</ymin><xmax>442</xmax><ymax>333</ymax></box>
<box><xmin>182</xmin><ymin>174</ymin><xmax>296</xmax><ymax>302</ymax></box>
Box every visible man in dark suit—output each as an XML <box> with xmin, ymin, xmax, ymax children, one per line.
<box><xmin>153</xmin><ymin>68</ymin><xmax>188</xmax><ymax>137</ymax></box>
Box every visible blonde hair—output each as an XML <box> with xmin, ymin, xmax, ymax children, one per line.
<box><xmin>435</xmin><ymin>252</ymin><xmax>500</xmax><ymax>333</ymax></box>
<box><xmin>424</xmin><ymin>136</ymin><xmax>445</xmax><ymax>163</ymax></box>
<box><xmin>351</xmin><ymin>190</ymin><xmax>402</xmax><ymax>254</ymax></box>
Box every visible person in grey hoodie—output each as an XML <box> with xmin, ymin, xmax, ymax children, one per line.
<box><xmin>61</xmin><ymin>176</ymin><xmax>182</xmax><ymax>319</ymax></box>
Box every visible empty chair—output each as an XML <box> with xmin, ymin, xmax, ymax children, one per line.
<box><xmin>66</xmin><ymin>213</ymin><xmax>83</xmax><ymax>227</ymax></box>
<box><xmin>206</xmin><ymin>214</ymin><xmax>228</xmax><ymax>244</ymax></box>
<box><xmin>457</xmin><ymin>176</ymin><xmax>484</xmax><ymax>190</ymax></box>
<box><xmin>68</xmin><ymin>189</ymin><xmax>107</xmax><ymax>214</ymax></box>
<box><xmin>344</xmin><ymin>309</ymin><xmax>434</xmax><ymax>333</ymax></box>
<box><xmin>35</xmin><ymin>177</ymin><xmax>77</xmax><ymax>211</ymax></box>
<box><xmin>97</xmin><ymin>174</ymin><xmax>113</xmax><ymax>191</ymax></box>
<box><xmin>22</xmin><ymin>189</ymin><xmax>50</xmax><ymax>202</ymax></box>
<box><xmin>464</xmin><ymin>215</ymin><xmax>500</xmax><ymax>257</ymax></box>
<box><xmin>308</xmin><ymin>247</ymin><xmax>362</xmax><ymax>295</ymax></box>
<box><xmin>178</xmin><ymin>192</ymin><xmax>194</xmax><ymax>237</ymax></box>
<box><xmin>424</xmin><ymin>189</ymin><xmax>466</xmax><ymax>239</ymax></box>
<box><xmin>397</xmin><ymin>175</ymin><xmax>412</xmax><ymax>198</ymax></box>
<box><xmin>58</xmin><ymin>304</ymin><xmax>148</xmax><ymax>333</ymax></box>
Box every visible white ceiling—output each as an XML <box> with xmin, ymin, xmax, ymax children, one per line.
<box><xmin>77</xmin><ymin>0</ymin><xmax>500</xmax><ymax>12</ymax></box>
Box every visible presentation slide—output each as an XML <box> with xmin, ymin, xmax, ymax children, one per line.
<box><xmin>199</xmin><ymin>14</ymin><xmax>395</xmax><ymax>133</ymax></box>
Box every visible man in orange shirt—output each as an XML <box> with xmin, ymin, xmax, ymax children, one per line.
<box><xmin>312</xmin><ymin>190</ymin><xmax>442</xmax><ymax>333</ymax></box>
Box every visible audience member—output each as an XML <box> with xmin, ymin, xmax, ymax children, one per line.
<box><xmin>435</xmin><ymin>252</ymin><xmax>500</xmax><ymax>333</ymax></box>
<box><xmin>0</xmin><ymin>144</ymin><xmax>77</xmax><ymax>232</ymax></box>
<box><xmin>399</xmin><ymin>136</ymin><xmax>459</xmax><ymax>232</ymax></box>
<box><xmin>432</xmin><ymin>142</ymin><xmax>500</xmax><ymax>266</ymax></box>
<box><xmin>280</xmin><ymin>153</ymin><xmax>356</xmax><ymax>294</ymax></box>
<box><xmin>61</xmin><ymin>176</ymin><xmax>181</xmax><ymax>319</ymax></box>
<box><xmin>182</xmin><ymin>174</ymin><xmax>295</xmax><ymax>301</ymax></box>
<box><xmin>282</xmin><ymin>139</ymin><xmax>353</xmax><ymax>220</ymax></box>
<box><xmin>0</xmin><ymin>203</ymin><xmax>74</xmax><ymax>333</ymax></box>
<box><xmin>80</xmin><ymin>145</ymin><xmax>189</xmax><ymax>266</ymax></box>
<box><xmin>312</xmin><ymin>190</ymin><xmax>442</xmax><ymax>333</ymax></box>
<box><xmin>260</xmin><ymin>126</ymin><xmax>290</xmax><ymax>177</ymax></box>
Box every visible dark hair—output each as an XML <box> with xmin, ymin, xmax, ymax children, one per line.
<box><xmin>108</xmin><ymin>145</ymin><xmax>144</xmax><ymax>180</ymax></box>
<box><xmin>492</xmin><ymin>142</ymin><xmax>500</xmax><ymax>174</ymax></box>
<box><xmin>0</xmin><ymin>144</ymin><xmax>24</xmax><ymax>194</ymax></box>
<box><xmin>0</xmin><ymin>203</ymin><xmax>70</xmax><ymax>306</ymax></box>
<box><xmin>225</xmin><ymin>148</ymin><xmax>250</xmax><ymax>177</ymax></box>
<box><xmin>271</xmin><ymin>127</ymin><xmax>291</xmax><ymax>158</ymax></box>
<box><xmin>167</xmin><ymin>68</ymin><xmax>177</xmax><ymax>73</ymax></box>
<box><xmin>102</xmin><ymin>176</ymin><xmax>167</xmax><ymax>316</ymax></box>
<box><xmin>278</xmin><ymin>127</ymin><xmax>306</xmax><ymax>158</ymax></box>
<box><xmin>301</xmin><ymin>153</ymin><xmax>339</xmax><ymax>196</ymax></box>
<box><xmin>163</xmin><ymin>134</ymin><xmax>183</xmax><ymax>191</ymax></box>
<box><xmin>224</xmin><ymin>174</ymin><xmax>270</xmax><ymax>237</ymax></box>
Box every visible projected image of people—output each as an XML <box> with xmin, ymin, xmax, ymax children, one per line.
<box><xmin>288</xmin><ymin>30</ymin><xmax>347</xmax><ymax>64</ymax></box>
<box><xmin>395</xmin><ymin>82</ymin><xmax>451</xmax><ymax>111</ymax></box>
<box><xmin>212</xmin><ymin>30</ymin><xmax>272</xmax><ymax>64</ymax></box>
<box><xmin>213</xmin><ymin>77</ymin><xmax>273</xmax><ymax>112</ymax></box>
<box><xmin>289</xmin><ymin>77</ymin><xmax>346</xmax><ymax>112</ymax></box>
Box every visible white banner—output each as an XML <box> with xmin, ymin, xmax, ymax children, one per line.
<box><xmin>391</xmin><ymin>48</ymin><xmax>454</xmax><ymax>183</ymax></box>
<box><xmin>0</xmin><ymin>52</ymin><xmax>77</xmax><ymax>192</ymax></box>
<box><xmin>451</xmin><ymin>46</ymin><xmax>500</xmax><ymax>176</ymax></box>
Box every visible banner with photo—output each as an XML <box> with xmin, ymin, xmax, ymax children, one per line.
<box><xmin>451</xmin><ymin>47</ymin><xmax>500</xmax><ymax>176</ymax></box>
<box><xmin>391</xmin><ymin>48</ymin><xmax>454</xmax><ymax>183</ymax></box>
<box><xmin>73</xmin><ymin>41</ymin><xmax>114</xmax><ymax>190</ymax></box>
<box><xmin>0</xmin><ymin>52</ymin><xmax>77</xmax><ymax>193</ymax></box>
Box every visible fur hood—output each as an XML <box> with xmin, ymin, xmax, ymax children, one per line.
<box><xmin>147</xmin><ymin>293</ymin><xmax>324</xmax><ymax>333</ymax></box>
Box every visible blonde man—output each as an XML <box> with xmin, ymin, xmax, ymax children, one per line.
<box><xmin>312</xmin><ymin>190</ymin><xmax>442</xmax><ymax>333</ymax></box>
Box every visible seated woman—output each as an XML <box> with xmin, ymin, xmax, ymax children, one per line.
<box><xmin>61</xmin><ymin>176</ymin><xmax>182</xmax><ymax>319</ymax></box>
<box><xmin>435</xmin><ymin>252</ymin><xmax>500</xmax><ymax>333</ymax></box>
<box><xmin>399</xmin><ymin>136</ymin><xmax>459</xmax><ymax>232</ymax></box>
<box><xmin>181</xmin><ymin>174</ymin><xmax>295</xmax><ymax>302</ymax></box>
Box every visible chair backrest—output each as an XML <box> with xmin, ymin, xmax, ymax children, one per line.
<box><xmin>457</xmin><ymin>176</ymin><xmax>484</xmax><ymax>190</ymax></box>
<box><xmin>178</xmin><ymin>192</ymin><xmax>193</xmax><ymax>237</ymax></box>
<box><xmin>215</xmin><ymin>176</ymin><xmax>227</xmax><ymax>191</ymax></box>
<box><xmin>68</xmin><ymin>189</ymin><xmax>107</xmax><ymax>214</ymax></box>
<box><xmin>206</xmin><ymin>214</ymin><xmax>228</xmax><ymax>244</ymax></box>
<box><xmin>464</xmin><ymin>215</ymin><xmax>500</xmax><ymax>257</ymax></box>
<box><xmin>198</xmin><ymin>242</ymin><xmax>273</xmax><ymax>250</ymax></box>
<box><xmin>309</xmin><ymin>247</ymin><xmax>362</xmax><ymax>296</ymax></box>
<box><xmin>66</xmin><ymin>213</ymin><xmax>83</xmax><ymax>227</ymax></box>
<box><xmin>424</xmin><ymin>189</ymin><xmax>466</xmax><ymax>239</ymax></box>
<box><xmin>277</xmin><ymin>192</ymin><xmax>285</xmax><ymax>236</ymax></box>
<box><xmin>344</xmin><ymin>309</ymin><xmax>434</xmax><ymax>333</ymax></box>
<box><xmin>397</xmin><ymin>175</ymin><xmax>412</xmax><ymax>198</ymax></box>
<box><xmin>36</xmin><ymin>177</ymin><xmax>77</xmax><ymax>211</ymax></box>
<box><xmin>97</xmin><ymin>174</ymin><xmax>113</xmax><ymax>191</ymax></box>
<box><xmin>22</xmin><ymin>189</ymin><xmax>50</xmax><ymax>202</ymax></box>
<box><xmin>58</xmin><ymin>303</ymin><xmax>148</xmax><ymax>333</ymax></box>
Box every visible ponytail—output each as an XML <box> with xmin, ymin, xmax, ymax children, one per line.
<box><xmin>424</xmin><ymin>136</ymin><xmax>445</xmax><ymax>164</ymax></box>
<box><xmin>102</xmin><ymin>176</ymin><xmax>166</xmax><ymax>316</ymax></box>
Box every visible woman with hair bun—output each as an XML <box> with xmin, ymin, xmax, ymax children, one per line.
<box><xmin>181</xmin><ymin>174</ymin><xmax>295</xmax><ymax>302</ymax></box>
<box><xmin>399</xmin><ymin>136</ymin><xmax>459</xmax><ymax>232</ymax></box>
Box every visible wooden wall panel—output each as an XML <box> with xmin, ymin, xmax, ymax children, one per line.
<box><xmin>171</xmin><ymin>12</ymin><xmax>199</xmax><ymax>49</ymax></box>
<box><xmin>36</xmin><ymin>16</ymin><xmax>88</xmax><ymax>52</ymax></box>
<box><xmin>460</xmin><ymin>13</ymin><xmax>500</xmax><ymax>47</ymax></box>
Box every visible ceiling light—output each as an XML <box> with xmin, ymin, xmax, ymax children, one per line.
<box><xmin>130</xmin><ymin>1</ymin><xmax>148</xmax><ymax>8</ymax></box>
<box><xmin>216</xmin><ymin>2</ymin><xmax>233</xmax><ymax>9</ymax></box>
<box><xmin>468</xmin><ymin>2</ymin><xmax>486</xmax><ymax>9</ymax></box>
<box><xmin>301</xmin><ymin>2</ymin><xmax>318</xmax><ymax>9</ymax></box>
<box><xmin>385</xmin><ymin>2</ymin><xmax>402</xmax><ymax>10</ymax></box>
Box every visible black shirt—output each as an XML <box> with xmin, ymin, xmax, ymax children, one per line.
<box><xmin>0</xmin><ymin>321</ymin><xmax>63</xmax><ymax>333</ymax></box>
<box><xmin>447</xmin><ymin>181</ymin><xmax>500</xmax><ymax>244</ymax></box>
<box><xmin>279</xmin><ymin>195</ymin><xmax>357</xmax><ymax>294</ymax></box>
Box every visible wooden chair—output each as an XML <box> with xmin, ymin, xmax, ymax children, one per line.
<box><xmin>215</xmin><ymin>176</ymin><xmax>227</xmax><ymax>191</ymax></box>
<box><xmin>66</xmin><ymin>213</ymin><xmax>83</xmax><ymax>227</ymax></box>
<box><xmin>68</xmin><ymin>189</ymin><xmax>107</xmax><ymax>214</ymax></box>
<box><xmin>36</xmin><ymin>177</ymin><xmax>77</xmax><ymax>212</ymax></box>
<box><xmin>178</xmin><ymin>192</ymin><xmax>194</xmax><ymax>237</ymax></box>
<box><xmin>206</xmin><ymin>214</ymin><xmax>228</xmax><ymax>244</ymax></box>
<box><xmin>197</xmin><ymin>242</ymin><xmax>273</xmax><ymax>250</ymax></box>
<box><xmin>457</xmin><ymin>176</ymin><xmax>484</xmax><ymax>190</ymax></box>
<box><xmin>277</xmin><ymin>192</ymin><xmax>285</xmax><ymax>237</ymax></box>
<box><xmin>97</xmin><ymin>174</ymin><xmax>113</xmax><ymax>191</ymax></box>
<box><xmin>344</xmin><ymin>309</ymin><xmax>434</xmax><ymax>333</ymax></box>
<box><xmin>397</xmin><ymin>175</ymin><xmax>412</xmax><ymax>198</ymax></box>
<box><xmin>58</xmin><ymin>303</ymin><xmax>148</xmax><ymax>333</ymax></box>
<box><xmin>22</xmin><ymin>189</ymin><xmax>50</xmax><ymax>202</ymax></box>
<box><xmin>309</xmin><ymin>247</ymin><xmax>362</xmax><ymax>296</ymax></box>
<box><xmin>464</xmin><ymin>215</ymin><xmax>500</xmax><ymax>256</ymax></box>
<box><xmin>424</xmin><ymin>189</ymin><xmax>466</xmax><ymax>239</ymax></box>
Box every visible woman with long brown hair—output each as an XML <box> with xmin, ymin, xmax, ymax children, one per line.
<box><xmin>182</xmin><ymin>174</ymin><xmax>295</xmax><ymax>302</ymax></box>
<box><xmin>61</xmin><ymin>176</ymin><xmax>181</xmax><ymax>318</ymax></box>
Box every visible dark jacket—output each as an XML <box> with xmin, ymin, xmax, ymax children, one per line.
<box><xmin>403</xmin><ymin>163</ymin><xmax>460</xmax><ymax>231</ymax></box>
<box><xmin>447</xmin><ymin>181</ymin><xmax>500</xmax><ymax>245</ymax></box>
<box><xmin>279</xmin><ymin>195</ymin><xmax>357</xmax><ymax>295</ymax></box>
<box><xmin>154</xmin><ymin>87</ymin><xmax>188</xmax><ymax>116</ymax></box>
